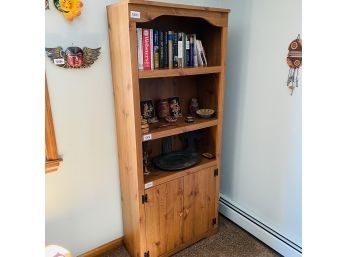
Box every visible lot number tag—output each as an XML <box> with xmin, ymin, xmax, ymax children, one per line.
<box><xmin>130</xmin><ymin>11</ymin><xmax>140</xmax><ymax>19</ymax></box>
<box><xmin>143</xmin><ymin>134</ymin><xmax>152</xmax><ymax>141</ymax></box>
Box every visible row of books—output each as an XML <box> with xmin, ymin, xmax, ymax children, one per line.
<box><xmin>136</xmin><ymin>28</ymin><xmax>208</xmax><ymax>70</ymax></box>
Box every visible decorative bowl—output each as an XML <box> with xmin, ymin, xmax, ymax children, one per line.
<box><xmin>165</xmin><ymin>116</ymin><xmax>177</xmax><ymax>123</ymax></box>
<box><xmin>196</xmin><ymin>109</ymin><xmax>215</xmax><ymax>118</ymax></box>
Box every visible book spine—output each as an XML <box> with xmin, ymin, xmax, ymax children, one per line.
<box><xmin>178</xmin><ymin>32</ymin><xmax>183</xmax><ymax>68</ymax></box>
<box><xmin>182</xmin><ymin>33</ymin><xmax>186</xmax><ymax>67</ymax></box>
<box><xmin>173</xmin><ymin>32</ymin><xmax>178</xmax><ymax>68</ymax></box>
<box><xmin>189</xmin><ymin>35</ymin><xmax>194</xmax><ymax>67</ymax></box>
<box><xmin>200</xmin><ymin>40</ymin><xmax>208</xmax><ymax>66</ymax></box>
<box><xmin>142</xmin><ymin>29</ymin><xmax>151</xmax><ymax>70</ymax></box>
<box><xmin>164</xmin><ymin>31</ymin><xmax>168</xmax><ymax>68</ymax></box>
<box><xmin>193</xmin><ymin>35</ymin><xmax>198</xmax><ymax>67</ymax></box>
<box><xmin>168</xmin><ymin>31</ymin><xmax>173</xmax><ymax>69</ymax></box>
<box><xmin>150</xmin><ymin>29</ymin><xmax>154</xmax><ymax>70</ymax></box>
<box><xmin>159</xmin><ymin>31</ymin><xmax>164</xmax><ymax>69</ymax></box>
<box><xmin>136</xmin><ymin>28</ymin><xmax>143</xmax><ymax>70</ymax></box>
<box><xmin>186</xmin><ymin>34</ymin><xmax>190</xmax><ymax>67</ymax></box>
<box><xmin>196</xmin><ymin>39</ymin><xmax>203</xmax><ymax>67</ymax></box>
<box><xmin>153</xmin><ymin>29</ymin><xmax>160</xmax><ymax>69</ymax></box>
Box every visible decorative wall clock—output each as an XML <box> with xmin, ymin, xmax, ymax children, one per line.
<box><xmin>45</xmin><ymin>46</ymin><xmax>101</xmax><ymax>69</ymax></box>
<box><xmin>286</xmin><ymin>34</ymin><xmax>302</xmax><ymax>95</ymax></box>
<box><xmin>53</xmin><ymin>0</ymin><xmax>83</xmax><ymax>21</ymax></box>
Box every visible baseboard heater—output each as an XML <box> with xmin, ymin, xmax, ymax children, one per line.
<box><xmin>219</xmin><ymin>195</ymin><xmax>302</xmax><ymax>257</ymax></box>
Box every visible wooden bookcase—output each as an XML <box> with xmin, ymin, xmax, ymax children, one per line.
<box><xmin>107</xmin><ymin>1</ymin><xmax>229</xmax><ymax>256</ymax></box>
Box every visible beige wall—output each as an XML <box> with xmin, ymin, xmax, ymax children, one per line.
<box><xmin>45</xmin><ymin>0</ymin><xmax>123</xmax><ymax>255</ymax></box>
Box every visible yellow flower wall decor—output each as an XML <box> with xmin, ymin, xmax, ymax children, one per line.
<box><xmin>53</xmin><ymin>0</ymin><xmax>83</xmax><ymax>21</ymax></box>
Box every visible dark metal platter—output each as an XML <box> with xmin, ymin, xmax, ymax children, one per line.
<box><xmin>152</xmin><ymin>151</ymin><xmax>202</xmax><ymax>171</ymax></box>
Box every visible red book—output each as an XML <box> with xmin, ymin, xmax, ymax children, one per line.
<box><xmin>142</xmin><ymin>29</ymin><xmax>151</xmax><ymax>70</ymax></box>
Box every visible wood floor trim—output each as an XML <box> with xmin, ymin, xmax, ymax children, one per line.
<box><xmin>78</xmin><ymin>237</ymin><xmax>124</xmax><ymax>257</ymax></box>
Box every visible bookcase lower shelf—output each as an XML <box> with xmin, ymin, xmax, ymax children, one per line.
<box><xmin>143</xmin><ymin>117</ymin><xmax>218</xmax><ymax>142</ymax></box>
<box><xmin>144</xmin><ymin>158</ymin><xmax>217</xmax><ymax>188</ymax></box>
<box><xmin>138</xmin><ymin>66</ymin><xmax>222</xmax><ymax>79</ymax></box>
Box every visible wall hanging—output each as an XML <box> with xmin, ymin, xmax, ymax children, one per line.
<box><xmin>45</xmin><ymin>46</ymin><xmax>101</xmax><ymax>69</ymax></box>
<box><xmin>286</xmin><ymin>34</ymin><xmax>302</xmax><ymax>95</ymax></box>
<box><xmin>53</xmin><ymin>0</ymin><xmax>83</xmax><ymax>21</ymax></box>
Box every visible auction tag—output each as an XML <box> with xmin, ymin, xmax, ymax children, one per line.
<box><xmin>143</xmin><ymin>134</ymin><xmax>152</xmax><ymax>141</ymax></box>
<box><xmin>145</xmin><ymin>181</ymin><xmax>153</xmax><ymax>189</ymax></box>
<box><xmin>54</xmin><ymin>58</ymin><xmax>65</xmax><ymax>65</ymax></box>
<box><xmin>130</xmin><ymin>11</ymin><xmax>140</xmax><ymax>19</ymax></box>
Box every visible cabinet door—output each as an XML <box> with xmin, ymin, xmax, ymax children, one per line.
<box><xmin>145</xmin><ymin>178</ymin><xmax>184</xmax><ymax>257</ymax></box>
<box><xmin>183</xmin><ymin>166</ymin><xmax>218</xmax><ymax>243</ymax></box>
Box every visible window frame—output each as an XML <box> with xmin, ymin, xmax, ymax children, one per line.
<box><xmin>45</xmin><ymin>78</ymin><xmax>62</xmax><ymax>173</ymax></box>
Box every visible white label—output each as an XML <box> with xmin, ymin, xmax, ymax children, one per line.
<box><xmin>130</xmin><ymin>11</ymin><xmax>140</xmax><ymax>19</ymax></box>
<box><xmin>54</xmin><ymin>58</ymin><xmax>65</xmax><ymax>65</ymax></box>
<box><xmin>145</xmin><ymin>181</ymin><xmax>153</xmax><ymax>189</ymax></box>
<box><xmin>186</xmin><ymin>41</ymin><xmax>190</xmax><ymax>49</ymax></box>
<box><xmin>143</xmin><ymin>134</ymin><xmax>152</xmax><ymax>141</ymax></box>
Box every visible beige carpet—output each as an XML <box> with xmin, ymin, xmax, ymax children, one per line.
<box><xmin>100</xmin><ymin>215</ymin><xmax>281</xmax><ymax>257</ymax></box>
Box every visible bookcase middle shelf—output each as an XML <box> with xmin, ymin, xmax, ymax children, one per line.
<box><xmin>138</xmin><ymin>65</ymin><xmax>222</xmax><ymax>79</ymax></box>
<box><xmin>141</xmin><ymin>117</ymin><xmax>218</xmax><ymax>142</ymax></box>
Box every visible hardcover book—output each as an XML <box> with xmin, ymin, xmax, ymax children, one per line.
<box><xmin>164</xmin><ymin>31</ymin><xmax>168</xmax><ymax>68</ymax></box>
<box><xmin>136</xmin><ymin>28</ymin><xmax>143</xmax><ymax>70</ymax></box>
<box><xmin>185</xmin><ymin>34</ymin><xmax>190</xmax><ymax>67</ymax></box>
<box><xmin>178</xmin><ymin>32</ymin><xmax>183</xmax><ymax>68</ymax></box>
<box><xmin>142</xmin><ymin>29</ymin><xmax>151</xmax><ymax>70</ymax></box>
<box><xmin>168</xmin><ymin>31</ymin><xmax>174</xmax><ymax>69</ymax></box>
<box><xmin>153</xmin><ymin>29</ymin><xmax>160</xmax><ymax>69</ymax></box>
<box><xmin>159</xmin><ymin>31</ymin><xmax>164</xmax><ymax>68</ymax></box>
<box><xmin>173</xmin><ymin>32</ymin><xmax>178</xmax><ymax>68</ymax></box>
<box><xmin>150</xmin><ymin>29</ymin><xmax>154</xmax><ymax>70</ymax></box>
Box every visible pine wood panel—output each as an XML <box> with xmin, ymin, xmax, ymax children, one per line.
<box><xmin>129</xmin><ymin>2</ymin><xmax>228</xmax><ymax>27</ymax></box>
<box><xmin>144</xmin><ymin>158</ymin><xmax>217</xmax><ymax>188</ymax></box>
<box><xmin>107</xmin><ymin>3</ymin><xmax>146</xmax><ymax>257</ymax></box>
<box><xmin>128</xmin><ymin>0</ymin><xmax>230</xmax><ymax>13</ymax></box>
<box><xmin>45</xmin><ymin>78</ymin><xmax>62</xmax><ymax>173</ymax></box>
<box><xmin>145</xmin><ymin>178</ymin><xmax>184</xmax><ymax>256</ymax></box>
<box><xmin>143</xmin><ymin>117</ymin><xmax>218</xmax><ymax>142</ymax></box>
<box><xmin>78</xmin><ymin>237</ymin><xmax>124</xmax><ymax>257</ymax></box>
<box><xmin>139</xmin><ymin>66</ymin><xmax>222</xmax><ymax>79</ymax></box>
<box><xmin>183</xmin><ymin>166</ymin><xmax>217</xmax><ymax>242</ymax></box>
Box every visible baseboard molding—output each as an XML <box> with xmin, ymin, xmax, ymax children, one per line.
<box><xmin>78</xmin><ymin>237</ymin><xmax>124</xmax><ymax>257</ymax></box>
<box><xmin>219</xmin><ymin>195</ymin><xmax>302</xmax><ymax>257</ymax></box>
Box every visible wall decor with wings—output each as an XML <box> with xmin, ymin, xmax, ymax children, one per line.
<box><xmin>45</xmin><ymin>46</ymin><xmax>101</xmax><ymax>69</ymax></box>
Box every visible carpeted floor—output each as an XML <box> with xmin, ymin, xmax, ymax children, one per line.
<box><xmin>99</xmin><ymin>215</ymin><xmax>281</xmax><ymax>257</ymax></box>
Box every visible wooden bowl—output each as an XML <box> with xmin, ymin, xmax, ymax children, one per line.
<box><xmin>196</xmin><ymin>109</ymin><xmax>215</xmax><ymax>118</ymax></box>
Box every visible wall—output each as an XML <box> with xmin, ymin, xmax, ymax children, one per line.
<box><xmin>45</xmin><ymin>0</ymin><xmax>122</xmax><ymax>255</ymax></box>
<box><xmin>220</xmin><ymin>0</ymin><xmax>302</xmax><ymax>256</ymax></box>
<box><xmin>46</xmin><ymin>0</ymin><xmax>301</xmax><ymax>255</ymax></box>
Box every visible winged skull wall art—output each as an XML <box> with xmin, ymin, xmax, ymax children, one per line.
<box><xmin>45</xmin><ymin>46</ymin><xmax>101</xmax><ymax>69</ymax></box>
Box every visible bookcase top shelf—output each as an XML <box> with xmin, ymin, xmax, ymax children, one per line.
<box><xmin>142</xmin><ymin>117</ymin><xmax>218</xmax><ymax>142</ymax></box>
<box><xmin>115</xmin><ymin>0</ymin><xmax>230</xmax><ymax>13</ymax></box>
<box><xmin>138</xmin><ymin>66</ymin><xmax>222</xmax><ymax>79</ymax></box>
